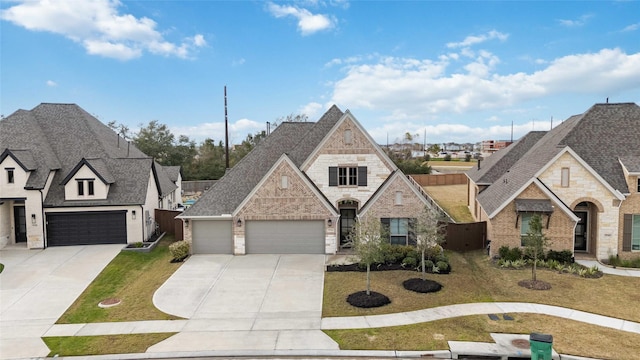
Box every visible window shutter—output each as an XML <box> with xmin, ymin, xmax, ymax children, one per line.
<box><xmin>623</xmin><ymin>214</ymin><xmax>632</xmax><ymax>252</ymax></box>
<box><xmin>357</xmin><ymin>166</ymin><xmax>367</xmax><ymax>186</ymax></box>
<box><xmin>408</xmin><ymin>218</ymin><xmax>417</xmax><ymax>246</ymax></box>
<box><xmin>328</xmin><ymin>167</ymin><xmax>337</xmax><ymax>186</ymax></box>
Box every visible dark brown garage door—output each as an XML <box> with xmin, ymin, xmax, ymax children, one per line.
<box><xmin>46</xmin><ymin>211</ymin><xmax>127</xmax><ymax>246</ymax></box>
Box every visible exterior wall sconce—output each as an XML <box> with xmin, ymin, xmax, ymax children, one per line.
<box><xmin>31</xmin><ymin>214</ymin><xmax>36</xmax><ymax>226</ymax></box>
<box><xmin>327</xmin><ymin>219</ymin><xmax>333</xmax><ymax>227</ymax></box>
<box><xmin>237</xmin><ymin>219</ymin><xmax>243</xmax><ymax>227</ymax></box>
<box><xmin>132</xmin><ymin>210</ymin><xmax>136</xmax><ymax>220</ymax></box>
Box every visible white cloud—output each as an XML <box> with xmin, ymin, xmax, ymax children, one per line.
<box><xmin>299</xmin><ymin>102</ymin><xmax>323</xmax><ymax>118</ymax></box>
<box><xmin>622</xmin><ymin>23</ymin><xmax>640</xmax><ymax>32</ymax></box>
<box><xmin>446</xmin><ymin>30</ymin><xmax>508</xmax><ymax>48</ymax></box>
<box><xmin>172</xmin><ymin>118</ymin><xmax>265</xmax><ymax>144</ymax></box>
<box><xmin>1</xmin><ymin>0</ymin><xmax>205</xmax><ymax>60</ymax></box>
<box><xmin>557</xmin><ymin>14</ymin><xmax>593</xmax><ymax>27</ymax></box>
<box><xmin>328</xmin><ymin>48</ymin><xmax>640</xmax><ymax>120</ymax></box>
<box><xmin>46</xmin><ymin>80</ymin><xmax>57</xmax><ymax>87</ymax></box>
<box><xmin>267</xmin><ymin>2</ymin><xmax>335</xmax><ymax>35</ymax></box>
<box><xmin>232</xmin><ymin>58</ymin><xmax>246</xmax><ymax>66</ymax></box>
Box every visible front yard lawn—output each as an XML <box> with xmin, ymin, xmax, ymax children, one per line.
<box><xmin>324</xmin><ymin>250</ymin><xmax>640</xmax><ymax>358</ymax></box>
<box><xmin>323</xmin><ymin>251</ymin><xmax>640</xmax><ymax>322</ymax></box>
<box><xmin>57</xmin><ymin>234</ymin><xmax>184</xmax><ymax>324</ymax></box>
<box><xmin>43</xmin><ymin>333</ymin><xmax>175</xmax><ymax>356</ymax></box>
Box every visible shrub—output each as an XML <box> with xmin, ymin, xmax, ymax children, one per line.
<box><xmin>444</xmin><ymin>154</ymin><xmax>452</xmax><ymax>161</ymax></box>
<box><xmin>423</xmin><ymin>259</ymin><xmax>434</xmax><ymax>270</ymax></box>
<box><xmin>499</xmin><ymin>246</ymin><xmax>523</xmax><ymax>261</ymax></box>
<box><xmin>547</xmin><ymin>250</ymin><xmax>573</xmax><ymax>264</ymax></box>
<box><xmin>402</xmin><ymin>256</ymin><xmax>417</xmax><ymax>268</ymax></box>
<box><xmin>498</xmin><ymin>246</ymin><xmax>510</xmax><ymax>259</ymax></box>
<box><xmin>169</xmin><ymin>241</ymin><xmax>190</xmax><ymax>261</ymax></box>
<box><xmin>436</xmin><ymin>261</ymin><xmax>449</xmax><ymax>272</ymax></box>
<box><xmin>465</xmin><ymin>154</ymin><xmax>471</xmax><ymax>162</ymax></box>
<box><xmin>424</xmin><ymin>244</ymin><xmax>444</xmax><ymax>260</ymax></box>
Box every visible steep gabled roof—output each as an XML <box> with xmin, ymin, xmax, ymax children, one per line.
<box><xmin>619</xmin><ymin>156</ymin><xmax>640</xmax><ymax>174</ymax></box>
<box><xmin>476</xmin><ymin>103</ymin><xmax>640</xmax><ymax>218</ymax></box>
<box><xmin>0</xmin><ymin>103</ymin><xmax>170</xmax><ymax>206</ymax></box>
<box><xmin>183</xmin><ymin>106</ymin><xmax>345</xmax><ymax>217</ymax></box>
<box><xmin>163</xmin><ymin>166</ymin><xmax>182</xmax><ymax>183</ymax></box>
<box><xmin>154</xmin><ymin>161</ymin><xmax>178</xmax><ymax>197</ymax></box>
<box><xmin>466</xmin><ymin>131</ymin><xmax>546</xmax><ymax>185</ymax></box>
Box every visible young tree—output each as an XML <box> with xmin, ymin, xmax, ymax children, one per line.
<box><xmin>348</xmin><ymin>213</ymin><xmax>387</xmax><ymax>295</ymax></box>
<box><xmin>415</xmin><ymin>206</ymin><xmax>448</xmax><ymax>280</ymax></box>
<box><xmin>523</xmin><ymin>214</ymin><xmax>549</xmax><ymax>282</ymax></box>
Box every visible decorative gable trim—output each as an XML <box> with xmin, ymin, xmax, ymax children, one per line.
<box><xmin>488</xmin><ymin>177</ymin><xmax>580</xmax><ymax>222</ymax></box>
<box><xmin>299</xmin><ymin>110</ymin><xmax>397</xmax><ymax>172</ymax></box>
<box><xmin>359</xmin><ymin>170</ymin><xmax>430</xmax><ymax>217</ymax></box>
<box><xmin>61</xmin><ymin>158</ymin><xmax>111</xmax><ymax>185</ymax></box>
<box><xmin>534</xmin><ymin>146</ymin><xmax>626</xmax><ymax>200</ymax></box>
<box><xmin>232</xmin><ymin>153</ymin><xmax>339</xmax><ymax>217</ymax></box>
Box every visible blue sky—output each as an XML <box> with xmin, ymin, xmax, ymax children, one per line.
<box><xmin>1</xmin><ymin>1</ymin><xmax>639</xmax><ymax>146</ymax></box>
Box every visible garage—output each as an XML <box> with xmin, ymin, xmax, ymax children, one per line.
<box><xmin>191</xmin><ymin>220</ymin><xmax>233</xmax><ymax>254</ymax></box>
<box><xmin>245</xmin><ymin>220</ymin><xmax>325</xmax><ymax>254</ymax></box>
<box><xmin>46</xmin><ymin>211</ymin><xmax>127</xmax><ymax>246</ymax></box>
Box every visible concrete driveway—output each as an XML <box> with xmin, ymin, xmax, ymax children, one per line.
<box><xmin>0</xmin><ymin>245</ymin><xmax>122</xmax><ymax>359</ymax></box>
<box><xmin>150</xmin><ymin>254</ymin><xmax>337</xmax><ymax>352</ymax></box>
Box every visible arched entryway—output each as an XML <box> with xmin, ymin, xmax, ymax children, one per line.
<box><xmin>572</xmin><ymin>201</ymin><xmax>600</xmax><ymax>254</ymax></box>
<box><xmin>338</xmin><ymin>199</ymin><xmax>359</xmax><ymax>249</ymax></box>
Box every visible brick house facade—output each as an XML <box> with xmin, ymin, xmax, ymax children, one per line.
<box><xmin>467</xmin><ymin>103</ymin><xmax>640</xmax><ymax>261</ymax></box>
<box><xmin>180</xmin><ymin>105</ymin><xmax>433</xmax><ymax>254</ymax></box>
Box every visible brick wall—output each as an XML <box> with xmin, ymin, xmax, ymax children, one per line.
<box><xmin>363</xmin><ymin>175</ymin><xmax>427</xmax><ymax>218</ymax></box>
<box><xmin>618</xmin><ymin>170</ymin><xmax>640</xmax><ymax>260</ymax></box>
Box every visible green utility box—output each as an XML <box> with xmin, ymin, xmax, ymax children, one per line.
<box><xmin>530</xmin><ymin>332</ymin><xmax>553</xmax><ymax>360</ymax></box>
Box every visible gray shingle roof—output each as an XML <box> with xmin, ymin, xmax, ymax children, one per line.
<box><xmin>183</xmin><ymin>105</ymin><xmax>344</xmax><ymax>217</ymax></box>
<box><xmin>154</xmin><ymin>161</ymin><xmax>178</xmax><ymax>197</ymax></box>
<box><xmin>619</xmin><ymin>156</ymin><xmax>640</xmax><ymax>173</ymax></box>
<box><xmin>163</xmin><ymin>166</ymin><xmax>182</xmax><ymax>183</ymax></box>
<box><xmin>0</xmin><ymin>103</ymin><xmax>170</xmax><ymax>207</ymax></box>
<box><xmin>477</xmin><ymin>103</ymin><xmax>640</xmax><ymax>217</ymax></box>
<box><xmin>515</xmin><ymin>199</ymin><xmax>553</xmax><ymax>213</ymax></box>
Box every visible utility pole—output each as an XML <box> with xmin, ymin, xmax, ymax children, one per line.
<box><xmin>224</xmin><ymin>86</ymin><xmax>230</xmax><ymax>170</ymax></box>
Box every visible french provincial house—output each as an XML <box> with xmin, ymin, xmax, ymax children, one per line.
<box><xmin>466</xmin><ymin>102</ymin><xmax>640</xmax><ymax>261</ymax></box>
<box><xmin>0</xmin><ymin>103</ymin><xmax>181</xmax><ymax>249</ymax></box>
<box><xmin>179</xmin><ymin>105</ymin><xmax>433</xmax><ymax>254</ymax></box>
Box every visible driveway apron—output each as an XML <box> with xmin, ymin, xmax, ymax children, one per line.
<box><xmin>151</xmin><ymin>254</ymin><xmax>338</xmax><ymax>352</ymax></box>
<box><xmin>0</xmin><ymin>245</ymin><xmax>122</xmax><ymax>360</ymax></box>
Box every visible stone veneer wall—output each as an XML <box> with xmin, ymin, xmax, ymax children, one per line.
<box><xmin>539</xmin><ymin>151</ymin><xmax>620</xmax><ymax>260</ymax></box>
<box><xmin>618</xmin><ymin>171</ymin><xmax>640</xmax><ymax>260</ymax></box>
<box><xmin>362</xmin><ymin>175</ymin><xmax>427</xmax><ymax>218</ymax></box>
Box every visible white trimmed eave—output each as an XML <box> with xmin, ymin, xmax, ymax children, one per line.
<box><xmin>175</xmin><ymin>215</ymin><xmax>233</xmax><ymax>220</ymax></box>
<box><xmin>535</xmin><ymin>146</ymin><xmax>625</xmax><ymax>201</ymax></box>
<box><xmin>232</xmin><ymin>153</ymin><xmax>339</xmax><ymax>218</ymax></box>
<box><xmin>300</xmin><ymin>111</ymin><xmax>398</xmax><ymax>172</ymax></box>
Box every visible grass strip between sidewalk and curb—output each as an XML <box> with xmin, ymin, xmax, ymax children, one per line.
<box><xmin>43</xmin><ymin>333</ymin><xmax>176</xmax><ymax>356</ymax></box>
<box><xmin>324</xmin><ymin>314</ymin><xmax>640</xmax><ymax>360</ymax></box>
<box><xmin>56</xmin><ymin>234</ymin><xmax>184</xmax><ymax>324</ymax></box>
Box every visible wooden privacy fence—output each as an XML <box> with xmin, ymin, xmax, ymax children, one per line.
<box><xmin>155</xmin><ymin>209</ymin><xmax>183</xmax><ymax>240</ymax></box>
<box><xmin>443</xmin><ymin>221</ymin><xmax>487</xmax><ymax>252</ymax></box>
<box><xmin>410</xmin><ymin>173</ymin><xmax>467</xmax><ymax>186</ymax></box>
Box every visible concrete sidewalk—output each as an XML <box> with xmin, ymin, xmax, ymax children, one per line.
<box><xmin>576</xmin><ymin>259</ymin><xmax>640</xmax><ymax>277</ymax></box>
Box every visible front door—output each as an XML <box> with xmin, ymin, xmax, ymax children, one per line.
<box><xmin>14</xmin><ymin>206</ymin><xmax>27</xmax><ymax>243</ymax></box>
<box><xmin>339</xmin><ymin>208</ymin><xmax>356</xmax><ymax>248</ymax></box>
<box><xmin>574</xmin><ymin>211</ymin><xmax>588</xmax><ymax>251</ymax></box>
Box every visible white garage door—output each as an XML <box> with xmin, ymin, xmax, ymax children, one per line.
<box><xmin>192</xmin><ymin>220</ymin><xmax>233</xmax><ymax>254</ymax></box>
<box><xmin>245</xmin><ymin>220</ymin><xmax>325</xmax><ymax>254</ymax></box>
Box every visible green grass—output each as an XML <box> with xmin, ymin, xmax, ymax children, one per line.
<box><xmin>325</xmin><ymin>314</ymin><xmax>640</xmax><ymax>359</ymax></box>
<box><xmin>43</xmin><ymin>333</ymin><xmax>176</xmax><ymax>356</ymax></box>
<box><xmin>323</xmin><ymin>251</ymin><xmax>640</xmax><ymax>358</ymax></box>
<box><xmin>423</xmin><ymin>185</ymin><xmax>474</xmax><ymax>223</ymax></box>
<box><xmin>323</xmin><ymin>250</ymin><xmax>640</xmax><ymax>322</ymax></box>
<box><xmin>57</xmin><ymin>234</ymin><xmax>184</xmax><ymax>323</ymax></box>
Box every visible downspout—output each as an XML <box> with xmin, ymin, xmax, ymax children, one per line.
<box><xmin>140</xmin><ymin>205</ymin><xmax>145</xmax><ymax>242</ymax></box>
<box><xmin>40</xmin><ymin>189</ymin><xmax>47</xmax><ymax>248</ymax></box>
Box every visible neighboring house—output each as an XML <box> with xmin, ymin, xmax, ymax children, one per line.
<box><xmin>0</xmin><ymin>103</ymin><xmax>180</xmax><ymax>249</ymax></box>
<box><xmin>467</xmin><ymin>102</ymin><xmax>640</xmax><ymax>261</ymax></box>
<box><xmin>158</xmin><ymin>165</ymin><xmax>183</xmax><ymax>210</ymax></box>
<box><xmin>179</xmin><ymin>105</ymin><xmax>433</xmax><ymax>254</ymax></box>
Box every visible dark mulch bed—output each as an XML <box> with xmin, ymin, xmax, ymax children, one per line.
<box><xmin>403</xmin><ymin>278</ymin><xmax>443</xmax><ymax>293</ymax></box>
<box><xmin>327</xmin><ymin>263</ymin><xmax>451</xmax><ymax>274</ymax></box>
<box><xmin>518</xmin><ymin>279</ymin><xmax>552</xmax><ymax>290</ymax></box>
<box><xmin>346</xmin><ymin>291</ymin><xmax>391</xmax><ymax>308</ymax></box>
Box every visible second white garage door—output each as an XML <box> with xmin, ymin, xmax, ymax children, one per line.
<box><xmin>245</xmin><ymin>220</ymin><xmax>325</xmax><ymax>254</ymax></box>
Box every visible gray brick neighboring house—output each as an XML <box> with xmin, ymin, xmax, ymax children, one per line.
<box><xmin>0</xmin><ymin>103</ymin><xmax>181</xmax><ymax>249</ymax></box>
<box><xmin>179</xmin><ymin>105</ymin><xmax>433</xmax><ymax>255</ymax></box>
<box><xmin>466</xmin><ymin>102</ymin><xmax>640</xmax><ymax>261</ymax></box>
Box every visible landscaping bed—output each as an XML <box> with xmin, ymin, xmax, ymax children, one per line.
<box><xmin>121</xmin><ymin>232</ymin><xmax>165</xmax><ymax>253</ymax></box>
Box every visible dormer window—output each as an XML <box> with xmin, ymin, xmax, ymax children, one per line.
<box><xmin>6</xmin><ymin>168</ymin><xmax>14</xmax><ymax>183</ymax></box>
<box><xmin>77</xmin><ymin>179</ymin><xmax>95</xmax><ymax>196</ymax></box>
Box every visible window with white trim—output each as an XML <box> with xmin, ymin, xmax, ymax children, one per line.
<box><xmin>329</xmin><ymin>166</ymin><xmax>367</xmax><ymax>187</ymax></box>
